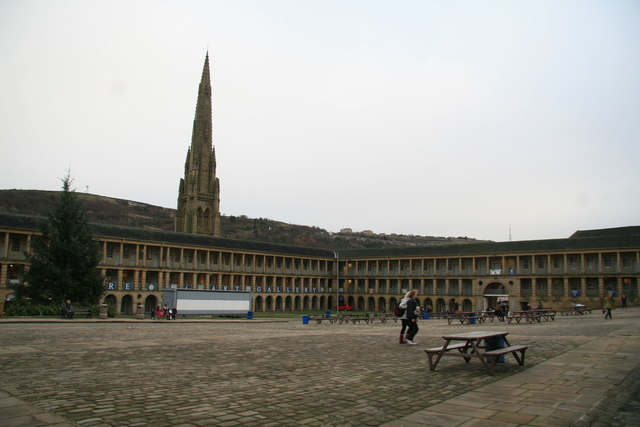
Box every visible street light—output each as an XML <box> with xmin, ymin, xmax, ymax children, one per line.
<box><xmin>334</xmin><ymin>251</ymin><xmax>339</xmax><ymax>314</ymax></box>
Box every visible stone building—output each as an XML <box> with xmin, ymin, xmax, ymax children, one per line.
<box><xmin>175</xmin><ymin>53</ymin><xmax>221</xmax><ymax>236</ymax></box>
<box><xmin>0</xmin><ymin>213</ymin><xmax>638</xmax><ymax>315</ymax></box>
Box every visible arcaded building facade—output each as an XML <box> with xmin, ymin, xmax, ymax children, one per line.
<box><xmin>0</xmin><ymin>213</ymin><xmax>638</xmax><ymax>315</ymax></box>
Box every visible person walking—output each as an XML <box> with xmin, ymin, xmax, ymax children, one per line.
<box><xmin>603</xmin><ymin>294</ymin><xmax>615</xmax><ymax>320</ymax></box>
<box><xmin>397</xmin><ymin>291</ymin><xmax>411</xmax><ymax>344</ymax></box>
<box><xmin>621</xmin><ymin>293</ymin><xmax>628</xmax><ymax>310</ymax></box>
<box><xmin>405</xmin><ymin>290</ymin><xmax>420</xmax><ymax>345</ymax></box>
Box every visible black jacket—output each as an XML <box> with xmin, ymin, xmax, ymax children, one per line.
<box><xmin>406</xmin><ymin>298</ymin><xmax>418</xmax><ymax>320</ymax></box>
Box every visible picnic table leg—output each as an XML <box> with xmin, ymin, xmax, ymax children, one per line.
<box><xmin>430</xmin><ymin>340</ymin><xmax>452</xmax><ymax>371</ymax></box>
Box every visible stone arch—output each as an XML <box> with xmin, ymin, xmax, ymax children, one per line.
<box><xmin>120</xmin><ymin>294</ymin><xmax>133</xmax><ymax>315</ymax></box>
<box><xmin>294</xmin><ymin>295</ymin><xmax>301</xmax><ymax>311</ymax></box>
<box><xmin>367</xmin><ymin>296</ymin><xmax>376</xmax><ymax>311</ymax></box>
<box><xmin>424</xmin><ymin>298</ymin><xmax>433</xmax><ymax>312</ymax></box>
<box><xmin>312</xmin><ymin>295</ymin><xmax>318</xmax><ymax>310</ymax></box>
<box><xmin>285</xmin><ymin>296</ymin><xmax>292</xmax><ymax>310</ymax></box>
<box><xmin>144</xmin><ymin>295</ymin><xmax>158</xmax><ymax>314</ymax></box>
<box><xmin>483</xmin><ymin>281</ymin><xmax>508</xmax><ymax>295</ymax></box>
<box><xmin>275</xmin><ymin>296</ymin><xmax>283</xmax><ymax>311</ymax></box>
<box><xmin>436</xmin><ymin>298</ymin><xmax>446</xmax><ymax>312</ymax></box>
<box><xmin>378</xmin><ymin>297</ymin><xmax>387</xmax><ymax>312</ymax></box>
<box><xmin>104</xmin><ymin>294</ymin><xmax>117</xmax><ymax>312</ymax></box>
<box><xmin>254</xmin><ymin>296</ymin><xmax>263</xmax><ymax>312</ymax></box>
<box><xmin>462</xmin><ymin>299</ymin><xmax>473</xmax><ymax>312</ymax></box>
<box><xmin>265</xmin><ymin>296</ymin><xmax>273</xmax><ymax>311</ymax></box>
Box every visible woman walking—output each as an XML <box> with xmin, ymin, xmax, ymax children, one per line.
<box><xmin>405</xmin><ymin>290</ymin><xmax>420</xmax><ymax>345</ymax></box>
<box><xmin>397</xmin><ymin>291</ymin><xmax>411</xmax><ymax>344</ymax></box>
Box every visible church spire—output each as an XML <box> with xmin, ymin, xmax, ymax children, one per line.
<box><xmin>175</xmin><ymin>53</ymin><xmax>221</xmax><ymax>236</ymax></box>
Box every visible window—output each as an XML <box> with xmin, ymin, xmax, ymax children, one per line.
<box><xmin>11</xmin><ymin>238</ymin><xmax>20</xmax><ymax>252</ymax></box>
<box><xmin>603</xmin><ymin>255</ymin><xmax>612</xmax><ymax>268</ymax></box>
<box><xmin>107</xmin><ymin>246</ymin><xmax>113</xmax><ymax>258</ymax></box>
<box><xmin>537</xmin><ymin>258</ymin><xmax>545</xmax><ymax>269</ymax></box>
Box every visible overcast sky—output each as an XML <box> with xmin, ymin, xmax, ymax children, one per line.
<box><xmin>1</xmin><ymin>0</ymin><xmax>638</xmax><ymax>242</ymax></box>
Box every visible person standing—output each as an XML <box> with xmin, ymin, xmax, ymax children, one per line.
<box><xmin>405</xmin><ymin>290</ymin><xmax>420</xmax><ymax>345</ymax></box>
<box><xmin>621</xmin><ymin>293</ymin><xmax>628</xmax><ymax>310</ymax></box>
<box><xmin>603</xmin><ymin>294</ymin><xmax>615</xmax><ymax>320</ymax></box>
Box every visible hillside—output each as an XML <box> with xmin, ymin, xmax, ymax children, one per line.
<box><xmin>0</xmin><ymin>189</ymin><xmax>488</xmax><ymax>249</ymax></box>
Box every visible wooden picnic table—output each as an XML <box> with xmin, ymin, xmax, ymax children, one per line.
<box><xmin>446</xmin><ymin>312</ymin><xmax>483</xmax><ymax>325</ymax></box>
<box><xmin>424</xmin><ymin>330</ymin><xmax>528</xmax><ymax>374</ymax></box>
<box><xmin>481</xmin><ymin>311</ymin><xmax>506</xmax><ymax>323</ymax></box>
<box><xmin>559</xmin><ymin>306</ymin><xmax>592</xmax><ymax>315</ymax></box>
<box><xmin>507</xmin><ymin>310</ymin><xmax>542</xmax><ymax>324</ymax></box>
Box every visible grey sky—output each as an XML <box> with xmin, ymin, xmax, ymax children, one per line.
<box><xmin>1</xmin><ymin>0</ymin><xmax>638</xmax><ymax>242</ymax></box>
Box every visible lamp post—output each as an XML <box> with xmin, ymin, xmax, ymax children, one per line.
<box><xmin>334</xmin><ymin>251</ymin><xmax>339</xmax><ymax>315</ymax></box>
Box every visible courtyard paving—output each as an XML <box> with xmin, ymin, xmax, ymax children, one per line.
<box><xmin>0</xmin><ymin>308</ymin><xmax>638</xmax><ymax>426</ymax></box>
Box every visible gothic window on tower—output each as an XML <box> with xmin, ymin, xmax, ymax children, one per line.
<box><xmin>197</xmin><ymin>208</ymin><xmax>203</xmax><ymax>228</ymax></box>
<box><xmin>204</xmin><ymin>209</ymin><xmax>210</xmax><ymax>225</ymax></box>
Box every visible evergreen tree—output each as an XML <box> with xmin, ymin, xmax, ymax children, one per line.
<box><xmin>16</xmin><ymin>174</ymin><xmax>104</xmax><ymax>304</ymax></box>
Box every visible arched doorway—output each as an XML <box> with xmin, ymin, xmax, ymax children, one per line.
<box><xmin>483</xmin><ymin>282</ymin><xmax>509</xmax><ymax>312</ymax></box>
<box><xmin>367</xmin><ymin>296</ymin><xmax>376</xmax><ymax>312</ymax></box>
<box><xmin>254</xmin><ymin>296</ymin><xmax>263</xmax><ymax>312</ymax></box>
<box><xmin>104</xmin><ymin>294</ymin><xmax>117</xmax><ymax>314</ymax></box>
<box><xmin>120</xmin><ymin>294</ymin><xmax>133</xmax><ymax>315</ymax></box>
<box><xmin>144</xmin><ymin>295</ymin><xmax>158</xmax><ymax>314</ymax></box>
<box><xmin>378</xmin><ymin>297</ymin><xmax>387</xmax><ymax>312</ymax></box>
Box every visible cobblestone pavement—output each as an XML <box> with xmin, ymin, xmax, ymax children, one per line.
<box><xmin>0</xmin><ymin>308</ymin><xmax>638</xmax><ymax>426</ymax></box>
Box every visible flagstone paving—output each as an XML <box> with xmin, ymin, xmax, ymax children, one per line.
<box><xmin>0</xmin><ymin>308</ymin><xmax>638</xmax><ymax>426</ymax></box>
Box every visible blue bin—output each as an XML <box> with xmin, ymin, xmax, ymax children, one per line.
<box><xmin>423</xmin><ymin>312</ymin><xmax>430</xmax><ymax>320</ymax></box>
<box><xmin>302</xmin><ymin>315</ymin><xmax>309</xmax><ymax>324</ymax></box>
<box><xmin>484</xmin><ymin>336</ymin><xmax>505</xmax><ymax>362</ymax></box>
<box><xmin>325</xmin><ymin>310</ymin><xmax>331</xmax><ymax>319</ymax></box>
<box><xmin>469</xmin><ymin>313</ymin><xmax>477</xmax><ymax>324</ymax></box>
<box><xmin>247</xmin><ymin>311</ymin><xmax>253</xmax><ymax>320</ymax></box>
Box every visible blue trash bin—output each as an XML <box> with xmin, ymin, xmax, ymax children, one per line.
<box><xmin>484</xmin><ymin>336</ymin><xmax>505</xmax><ymax>362</ymax></box>
<box><xmin>302</xmin><ymin>315</ymin><xmax>309</xmax><ymax>324</ymax></box>
<box><xmin>469</xmin><ymin>313</ymin><xmax>477</xmax><ymax>324</ymax></box>
<box><xmin>325</xmin><ymin>310</ymin><xmax>331</xmax><ymax>319</ymax></box>
<box><xmin>423</xmin><ymin>312</ymin><xmax>430</xmax><ymax>320</ymax></box>
<box><xmin>247</xmin><ymin>311</ymin><xmax>253</xmax><ymax>320</ymax></box>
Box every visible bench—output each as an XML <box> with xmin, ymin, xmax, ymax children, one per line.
<box><xmin>507</xmin><ymin>312</ymin><xmax>541</xmax><ymax>324</ymax></box>
<box><xmin>61</xmin><ymin>306</ymin><xmax>93</xmax><ymax>319</ymax></box>
<box><xmin>424</xmin><ymin>343</ymin><xmax>472</xmax><ymax>369</ymax></box>
<box><xmin>481</xmin><ymin>345</ymin><xmax>528</xmax><ymax>373</ymax></box>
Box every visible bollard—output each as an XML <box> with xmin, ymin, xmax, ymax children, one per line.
<box><xmin>99</xmin><ymin>304</ymin><xmax>108</xmax><ymax>319</ymax></box>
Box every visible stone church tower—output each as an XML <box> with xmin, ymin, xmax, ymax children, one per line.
<box><xmin>175</xmin><ymin>53</ymin><xmax>221</xmax><ymax>236</ymax></box>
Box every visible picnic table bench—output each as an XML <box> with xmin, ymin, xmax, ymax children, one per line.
<box><xmin>559</xmin><ymin>306</ymin><xmax>592</xmax><ymax>315</ymax></box>
<box><xmin>424</xmin><ymin>330</ymin><xmax>528</xmax><ymax>375</ymax></box>
<box><xmin>446</xmin><ymin>312</ymin><xmax>484</xmax><ymax>325</ymax></box>
<box><xmin>507</xmin><ymin>310</ymin><xmax>541</xmax><ymax>324</ymax></box>
<box><xmin>481</xmin><ymin>311</ymin><xmax>506</xmax><ymax>323</ymax></box>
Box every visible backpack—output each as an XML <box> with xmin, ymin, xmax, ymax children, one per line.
<box><xmin>394</xmin><ymin>305</ymin><xmax>405</xmax><ymax>317</ymax></box>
